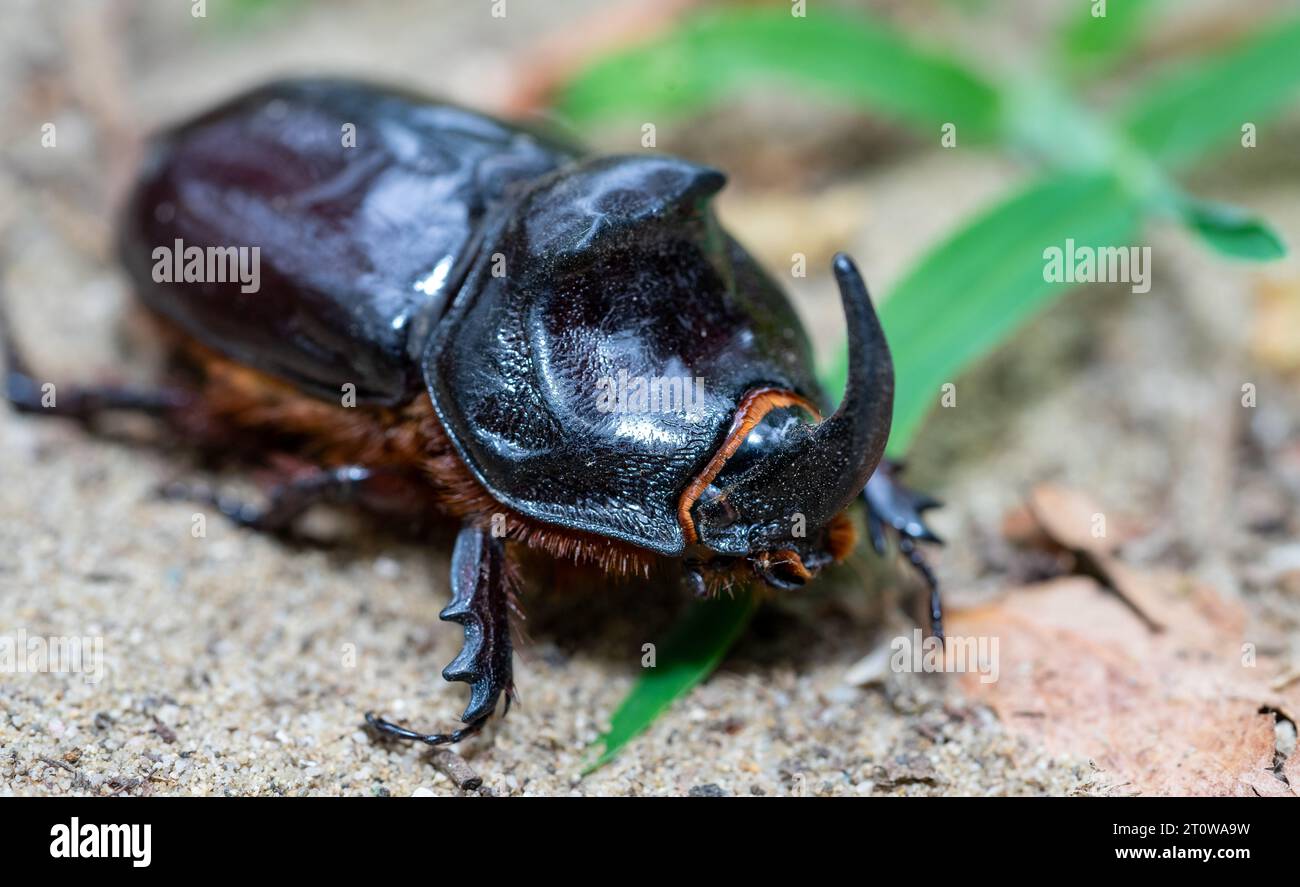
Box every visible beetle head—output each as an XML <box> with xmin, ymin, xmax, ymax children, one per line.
<box><xmin>688</xmin><ymin>254</ymin><xmax>894</xmax><ymax>588</ymax></box>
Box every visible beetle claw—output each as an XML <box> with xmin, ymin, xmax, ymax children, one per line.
<box><xmin>862</xmin><ymin>461</ymin><xmax>945</xmax><ymax>639</ymax></box>
<box><xmin>864</xmin><ymin>461</ymin><xmax>944</xmax><ymax>546</ymax></box>
<box><xmin>364</xmin><ymin>711</ymin><xmax>489</xmax><ymax>746</ymax></box>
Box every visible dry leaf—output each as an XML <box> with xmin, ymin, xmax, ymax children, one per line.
<box><xmin>950</xmin><ymin>576</ymin><xmax>1298</xmax><ymax>796</ymax></box>
<box><xmin>1014</xmin><ymin>484</ymin><xmax>1165</xmax><ymax>630</ymax></box>
<box><xmin>1089</xmin><ymin>552</ymin><xmax>1168</xmax><ymax>632</ymax></box>
<box><xmin>1001</xmin><ymin>502</ymin><xmax>1050</xmax><ymax>548</ymax></box>
<box><xmin>1252</xmin><ymin>276</ymin><xmax>1300</xmax><ymax>374</ymax></box>
<box><xmin>1027</xmin><ymin>483</ymin><xmax>1119</xmax><ymax>554</ymax></box>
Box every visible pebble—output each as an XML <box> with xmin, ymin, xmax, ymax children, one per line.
<box><xmin>688</xmin><ymin>783</ymin><xmax>726</xmax><ymax>797</ymax></box>
<box><xmin>373</xmin><ymin>557</ymin><xmax>402</xmax><ymax>579</ymax></box>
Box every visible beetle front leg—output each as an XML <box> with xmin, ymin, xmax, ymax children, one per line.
<box><xmin>863</xmin><ymin>460</ymin><xmax>945</xmax><ymax>639</ymax></box>
<box><xmin>366</xmin><ymin>523</ymin><xmax>515</xmax><ymax>746</ymax></box>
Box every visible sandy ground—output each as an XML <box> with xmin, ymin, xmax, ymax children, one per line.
<box><xmin>2</xmin><ymin>0</ymin><xmax>1298</xmax><ymax>796</ymax></box>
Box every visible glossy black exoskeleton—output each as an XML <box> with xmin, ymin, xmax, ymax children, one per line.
<box><xmin>2</xmin><ymin>79</ymin><xmax>942</xmax><ymax>746</ymax></box>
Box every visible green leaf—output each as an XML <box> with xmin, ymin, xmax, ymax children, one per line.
<box><xmin>583</xmin><ymin>591</ymin><xmax>757</xmax><ymax>774</ymax></box>
<box><xmin>1123</xmin><ymin>17</ymin><xmax>1300</xmax><ymax>167</ymax></box>
<box><xmin>202</xmin><ymin>0</ymin><xmax>304</xmax><ymax>31</ymax></box>
<box><xmin>1179</xmin><ymin>197</ymin><xmax>1287</xmax><ymax>260</ymax></box>
<box><xmin>555</xmin><ymin>7</ymin><xmax>1003</xmax><ymax>141</ymax></box>
<box><xmin>824</xmin><ymin>172</ymin><xmax>1143</xmax><ymax>455</ymax></box>
<box><xmin>1060</xmin><ymin>0</ymin><xmax>1162</xmax><ymax>74</ymax></box>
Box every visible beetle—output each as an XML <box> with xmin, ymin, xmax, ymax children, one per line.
<box><xmin>1</xmin><ymin>78</ymin><xmax>942</xmax><ymax>746</ymax></box>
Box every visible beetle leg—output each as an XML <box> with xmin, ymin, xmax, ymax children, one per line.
<box><xmin>0</xmin><ymin>298</ymin><xmax>190</xmax><ymax>420</ymax></box>
<box><xmin>364</xmin><ymin>711</ymin><xmax>489</xmax><ymax>746</ymax></box>
<box><xmin>863</xmin><ymin>460</ymin><xmax>945</xmax><ymax>639</ymax></box>
<box><xmin>157</xmin><ymin>465</ymin><xmax>386</xmax><ymax>534</ymax></box>
<box><xmin>366</xmin><ymin>523</ymin><xmax>515</xmax><ymax>746</ymax></box>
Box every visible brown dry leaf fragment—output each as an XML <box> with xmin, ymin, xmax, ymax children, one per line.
<box><xmin>1022</xmin><ymin>483</ymin><xmax>1164</xmax><ymax>630</ymax></box>
<box><xmin>1027</xmin><ymin>483</ymin><xmax>1121</xmax><ymax>554</ymax></box>
<box><xmin>1001</xmin><ymin>502</ymin><xmax>1050</xmax><ymax>548</ymax></box>
<box><xmin>1252</xmin><ymin>276</ymin><xmax>1300</xmax><ymax>374</ymax></box>
<box><xmin>950</xmin><ymin>576</ymin><xmax>1299</xmax><ymax>796</ymax></box>
<box><xmin>1088</xmin><ymin>552</ymin><xmax>1168</xmax><ymax>633</ymax></box>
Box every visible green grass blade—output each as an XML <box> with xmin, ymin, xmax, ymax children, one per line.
<box><xmin>555</xmin><ymin>7</ymin><xmax>1003</xmax><ymax>140</ymax></box>
<box><xmin>205</xmin><ymin>0</ymin><xmax>303</xmax><ymax>29</ymax></box>
<box><xmin>1123</xmin><ymin>16</ymin><xmax>1300</xmax><ymax>167</ymax></box>
<box><xmin>1178</xmin><ymin>197</ymin><xmax>1287</xmax><ymax>260</ymax></box>
<box><xmin>824</xmin><ymin>172</ymin><xmax>1143</xmax><ymax>455</ymax></box>
<box><xmin>583</xmin><ymin>591</ymin><xmax>757</xmax><ymax>774</ymax></box>
<box><xmin>1059</xmin><ymin>0</ymin><xmax>1162</xmax><ymax>75</ymax></box>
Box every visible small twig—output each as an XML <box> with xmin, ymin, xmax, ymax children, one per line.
<box><xmin>39</xmin><ymin>755</ymin><xmax>76</xmax><ymax>774</ymax></box>
<box><xmin>1270</xmin><ymin>670</ymin><xmax>1300</xmax><ymax>692</ymax></box>
<box><xmin>429</xmin><ymin>749</ymin><xmax>482</xmax><ymax>792</ymax></box>
<box><xmin>152</xmin><ymin>716</ymin><xmax>178</xmax><ymax>743</ymax></box>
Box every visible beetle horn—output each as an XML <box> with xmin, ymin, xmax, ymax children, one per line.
<box><xmin>692</xmin><ymin>253</ymin><xmax>893</xmax><ymax>550</ymax></box>
<box><xmin>794</xmin><ymin>252</ymin><xmax>894</xmax><ymax>518</ymax></box>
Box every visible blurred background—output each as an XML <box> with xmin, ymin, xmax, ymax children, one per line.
<box><xmin>2</xmin><ymin>0</ymin><xmax>1299</xmax><ymax>796</ymax></box>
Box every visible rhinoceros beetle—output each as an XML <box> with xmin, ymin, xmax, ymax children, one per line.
<box><xmin>1</xmin><ymin>79</ymin><xmax>942</xmax><ymax>745</ymax></box>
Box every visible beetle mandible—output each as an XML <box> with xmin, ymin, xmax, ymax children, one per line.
<box><xmin>1</xmin><ymin>79</ymin><xmax>942</xmax><ymax>745</ymax></box>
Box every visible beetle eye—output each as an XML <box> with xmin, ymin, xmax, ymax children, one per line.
<box><xmin>715</xmin><ymin>404</ymin><xmax>817</xmax><ymax>482</ymax></box>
